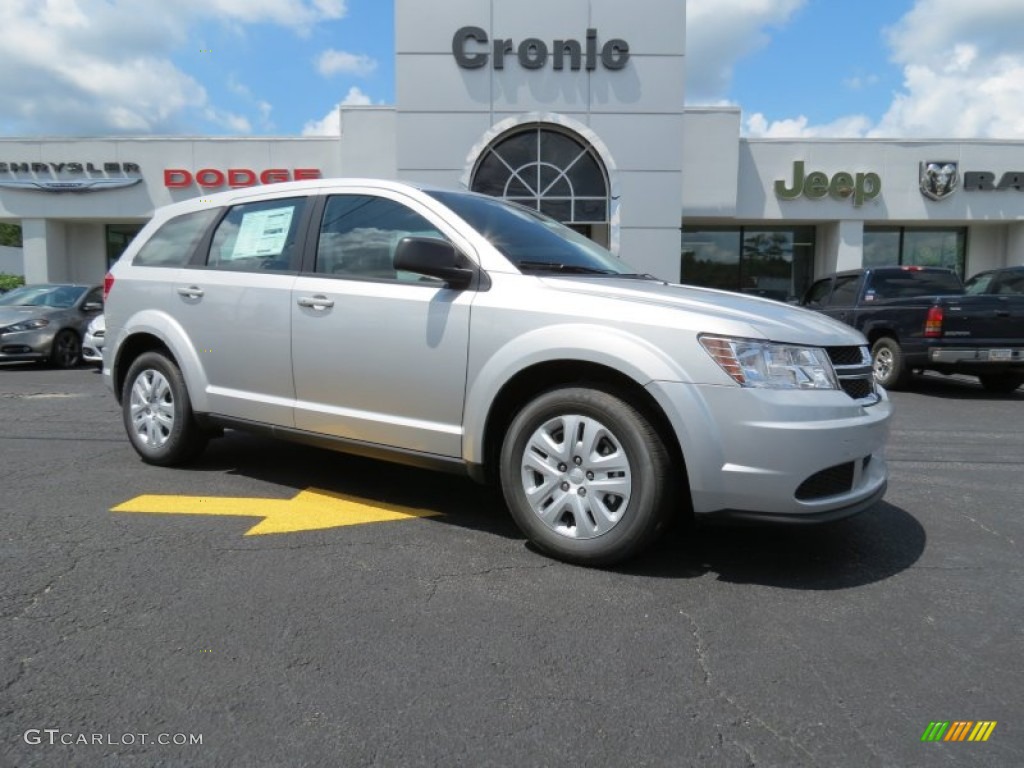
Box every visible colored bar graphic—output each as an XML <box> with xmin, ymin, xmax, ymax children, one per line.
<box><xmin>921</xmin><ymin>721</ymin><xmax>996</xmax><ymax>742</ymax></box>
<box><xmin>945</xmin><ymin>721</ymin><xmax>972</xmax><ymax>741</ymax></box>
<box><xmin>969</xmin><ymin>722</ymin><xmax>997</xmax><ymax>742</ymax></box>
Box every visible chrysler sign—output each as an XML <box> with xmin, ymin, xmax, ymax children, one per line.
<box><xmin>0</xmin><ymin>161</ymin><xmax>142</xmax><ymax>193</ymax></box>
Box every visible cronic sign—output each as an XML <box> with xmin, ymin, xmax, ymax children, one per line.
<box><xmin>452</xmin><ymin>27</ymin><xmax>629</xmax><ymax>71</ymax></box>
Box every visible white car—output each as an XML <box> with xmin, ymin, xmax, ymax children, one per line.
<box><xmin>103</xmin><ymin>179</ymin><xmax>891</xmax><ymax>565</ymax></box>
<box><xmin>82</xmin><ymin>314</ymin><xmax>105</xmax><ymax>367</ymax></box>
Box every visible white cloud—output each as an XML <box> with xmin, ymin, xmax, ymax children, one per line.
<box><xmin>301</xmin><ymin>87</ymin><xmax>373</xmax><ymax>136</ymax></box>
<box><xmin>302</xmin><ymin>108</ymin><xmax>340</xmax><ymax>137</ymax></box>
<box><xmin>869</xmin><ymin>1</ymin><xmax>1024</xmax><ymax>138</ymax></box>
<box><xmin>746</xmin><ymin>113</ymin><xmax>873</xmax><ymax>139</ymax></box>
<box><xmin>685</xmin><ymin>0</ymin><xmax>806</xmax><ymax>101</ymax></box>
<box><xmin>186</xmin><ymin>0</ymin><xmax>346</xmax><ymax>35</ymax></box>
<box><xmin>316</xmin><ymin>49</ymin><xmax>377</xmax><ymax>77</ymax></box>
<box><xmin>843</xmin><ymin>74</ymin><xmax>880</xmax><ymax>91</ymax></box>
<box><xmin>340</xmin><ymin>86</ymin><xmax>372</xmax><ymax>106</ymax></box>
<box><xmin>738</xmin><ymin>0</ymin><xmax>1024</xmax><ymax>139</ymax></box>
<box><xmin>0</xmin><ymin>0</ymin><xmax>345</xmax><ymax>135</ymax></box>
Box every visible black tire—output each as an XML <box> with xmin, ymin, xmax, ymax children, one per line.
<box><xmin>49</xmin><ymin>329</ymin><xmax>81</xmax><ymax>369</ymax></box>
<box><xmin>871</xmin><ymin>337</ymin><xmax>912</xmax><ymax>390</ymax></box>
<box><xmin>499</xmin><ymin>387</ymin><xmax>673</xmax><ymax>566</ymax></box>
<box><xmin>121</xmin><ymin>352</ymin><xmax>208</xmax><ymax>466</ymax></box>
<box><xmin>978</xmin><ymin>373</ymin><xmax>1024</xmax><ymax>394</ymax></box>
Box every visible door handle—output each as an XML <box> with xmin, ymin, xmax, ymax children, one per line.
<box><xmin>176</xmin><ymin>286</ymin><xmax>204</xmax><ymax>299</ymax></box>
<box><xmin>297</xmin><ymin>295</ymin><xmax>334</xmax><ymax>310</ymax></box>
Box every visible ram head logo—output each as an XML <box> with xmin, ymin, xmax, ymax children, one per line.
<box><xmin>920</xmin><ymin>161</ymin><xmax>959</xmax><ymax>201</ymax></box>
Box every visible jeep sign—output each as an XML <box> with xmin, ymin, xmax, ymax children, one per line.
<box><xmin>775</xmin><ymin>161</ymin><xmax>881</xmax><ymax>207</ymax></box>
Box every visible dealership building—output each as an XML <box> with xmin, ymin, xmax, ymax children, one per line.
<box><xmin>1</xmin><ymin>0</ymin><xmax>1023</xmax><ymax>299</ymax></box>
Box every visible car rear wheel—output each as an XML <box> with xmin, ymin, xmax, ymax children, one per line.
<box><xmin>871</xmin><ymin>337</ymin><xmax>912</xmax><ymax>390</ymax></box>
<box><xmin>49</xmin><ymin>330</ymin><xmax>81</xmax><ymax>369</ymax></box>
<box><xmin>499</xmin><ymin>387</ymin><xmax>672</xmax><ymax>566</ymax></box>
<box><xmin>122</xmin><ymin>352</ymin><xmax>208</xmax><ymax>466</ymax></box>
<box><xmin>978</xmin><ymin>373</ymin><xmax>1024</xmax><ymax>394</ymax></box>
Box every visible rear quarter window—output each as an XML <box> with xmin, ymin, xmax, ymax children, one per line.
<box><xmin>132</xmin><ymin>209</ymin><xmax>219</xmax><ymax>267</ymax></box>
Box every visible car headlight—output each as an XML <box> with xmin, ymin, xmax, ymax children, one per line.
<box><xmin>699</xmin><ymin>335</ymin><xmax>838</xmax><ymax>390</ymax></box>
<box><xmin>6</xmin><ymin>318</ymin><xmax>50</xmax><ymax>332</ymax></box>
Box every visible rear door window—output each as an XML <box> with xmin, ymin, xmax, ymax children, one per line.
<box><xmin>205</xmin><ymin>197</ymin><xmax>308</xmax><ymax>273</ymax></box>
<box><xmin>829</xmin><ymin>275</ymin><xmax>862</xmax><ymax>307</ymax></box>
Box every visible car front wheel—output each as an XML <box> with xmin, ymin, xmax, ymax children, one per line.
<box><xmin>122</xmin><ymin>352</ymin><xmax>208</xmax><ymax>466</ymax></box>
<box><xmin>499</xmin><ymin>387</ymin><xmax>673</xmax><ymax>566</ymax></box>
<box><xmin>49</xmin><ymin>330</ymin><xmax>81</xmax><ymax>368</ymax></box>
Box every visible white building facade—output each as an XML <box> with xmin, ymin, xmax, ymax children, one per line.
<box><xmin>1</xmin><ymin>0</ymin><xmax>1022</xmax><ymax>297</ymax></box>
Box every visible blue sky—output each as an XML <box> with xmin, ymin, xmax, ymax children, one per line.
<box><xmin>727</xmin><ymin>2</ymin><xmax>912</xmax><ymax>129</ymax></box>
<box><xmin>2</xmin><ymin>0</ymin><xmax>1022</xmax><ymax>139</ymax></box>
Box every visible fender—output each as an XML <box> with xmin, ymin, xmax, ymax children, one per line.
<box><xmin>111</xmin><ymin>310</ymin><xmax>211</xmax><ymax>412</ymax></box>
<box><xmin>461</xmin><ymin>323</ymin><xmax>690</xmax><ymax>465</ymax></box>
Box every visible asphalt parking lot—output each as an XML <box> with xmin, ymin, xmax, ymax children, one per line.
<box><xmin>1</xmin><ymin>364</ymin><xmax>1021</xmax><ymax>767</ymax></box>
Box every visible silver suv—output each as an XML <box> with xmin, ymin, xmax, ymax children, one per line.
<box><xmin>104</xmin><ymin>179</ymin><xmax>891</xmax><ymax>565</ymax></box>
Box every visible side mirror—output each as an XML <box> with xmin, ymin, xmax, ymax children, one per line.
<box><xmin>394</xmin><ymin>237</ymin><xmax>475</xmax><ymax>290</ymax></box>
<box><xmin>83</xmin><ymin>302</ymin><xmax>103</xmax><ymax>312</ymax></box>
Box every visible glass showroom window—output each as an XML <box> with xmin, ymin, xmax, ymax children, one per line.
<box><xmin>681</xmin><ymin>226</ymin><xmax>815</xmax><ymax>301</ymax></box>
<box><xmin>106</xmin><ymin>224</ymin><xmax>142</xmax><ymax>268</ymax></box>
<box><xmin>471</xmin><ymin>126</ymin><xmax>609</xmax><ymax>242</ymax></box>
<box><xmin>863</xmin><ymin>227</ymin><xmax>966</xmax><ymax>275</ymax></box>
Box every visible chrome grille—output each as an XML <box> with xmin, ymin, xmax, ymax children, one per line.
<box><xmin>827</xmin><ymin>346</ymin><xmax>880</xmax><ymax>405</ymax></box>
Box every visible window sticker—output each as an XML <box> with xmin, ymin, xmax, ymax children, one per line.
<box><xmin>231</xmin><ymin>206</ymin><xmax>295</xmax><ymax>259</ymax></box>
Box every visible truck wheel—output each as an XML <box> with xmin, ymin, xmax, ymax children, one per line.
<box><xmin>978</xmin><ymin>373</ymin><xmax>1024</xmax><ymax>394</ymax></box>
<box><xmin>122</xmin><ymin>352</ymin><xmax>208</xmax><ymax>466</ymax></box>
<box><xmin>871</xmin><ymin>338</ymin><xmax>912</xmax><ymax>390</ymax></box>
<box><xmin>499</xmin><ymin>387</ymin><xmax>672</xmax><ymax>566</ymax></box>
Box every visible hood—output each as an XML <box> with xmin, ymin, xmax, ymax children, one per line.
<box><xmin>539</xmin><ymin>277</ymin><xmax>868</xmax><ymax>347</ymax></box>
<box><xmin>0</xmin><ymin>306</ymin><xmax>61</xmax><ymax>326</ymax></box>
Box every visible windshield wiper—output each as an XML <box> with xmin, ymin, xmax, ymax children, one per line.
<box><xmin>614</xmin><ymin>273</ymin><xmax>661</xmax><ymax>281</ymax></box>
<box><xmin>517</xmin><ymin>261</ymin><xmax>619</xmax><ymax>275</ymax></box>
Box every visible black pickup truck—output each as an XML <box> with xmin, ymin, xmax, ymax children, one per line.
<box><xmin>801</xmin><ymin>266</ymin><xmax>1024</xmax><ymax>392</ymax></box>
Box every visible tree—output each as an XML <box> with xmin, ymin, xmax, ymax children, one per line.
<box><xmin>0</xmin><ymin>222</ymin><xmax>23</xmax><ymax>248</ymax></box>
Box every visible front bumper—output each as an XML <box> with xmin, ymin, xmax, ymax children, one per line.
<box><xmin>929</xmin><ymin>347</ymin><xmax>1024</xmax><ymax>365</ymax></box>
<box><xmin>0</xmin><ymin>328</ymin><xmax>55</xmax><ymax>361</ymax></box>
<box><xmin>647</xmin><ymin>381</ymin><xmax>892</xmax><ymax>522</ymax></box>
<box><xmin>82</xmin><ymin>335</ymin><xmax>104</xmax><ymax>364</ymax></box>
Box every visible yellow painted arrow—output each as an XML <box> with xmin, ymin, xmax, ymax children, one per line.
<box><xmin>111</xmin><ymin>488</ymin><xmax>440</xmax><ymax>536</ymax></box>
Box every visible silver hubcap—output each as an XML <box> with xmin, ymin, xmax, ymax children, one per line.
<box><xmin>873</xmin><ymin>348</ymin><xmax>893</xmax><ymax>382</ymax></box>
<box><xmin>129</xmin><ymin>369</ymin><xmax>174</xmax><ymax>449</ymax></box>
<box><xmin>519</xmin><ymin>414</ymin><xmax>632</xmax><ymax>539</ymax></box>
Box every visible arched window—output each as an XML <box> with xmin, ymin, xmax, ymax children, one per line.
<box><xmin>471</xmin><ymin>126</ymin><xmax>609</xmax><ymax>227</ymax></box>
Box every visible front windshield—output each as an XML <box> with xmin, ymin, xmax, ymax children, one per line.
<box><xmin>0</xmin><ymin>285</ymin><xmax>86</xmax><ymax>309</ymax></box>
<box><xmin>427</xmin><ymin>190</ymin><xmax>639</xmax><ymax>276</ymax></box>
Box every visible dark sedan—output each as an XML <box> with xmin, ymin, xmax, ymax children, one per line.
<box><xmin>0</xmin><ymin>284</ymin><xmax>103</xmax><ymax>368</ymax></box>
